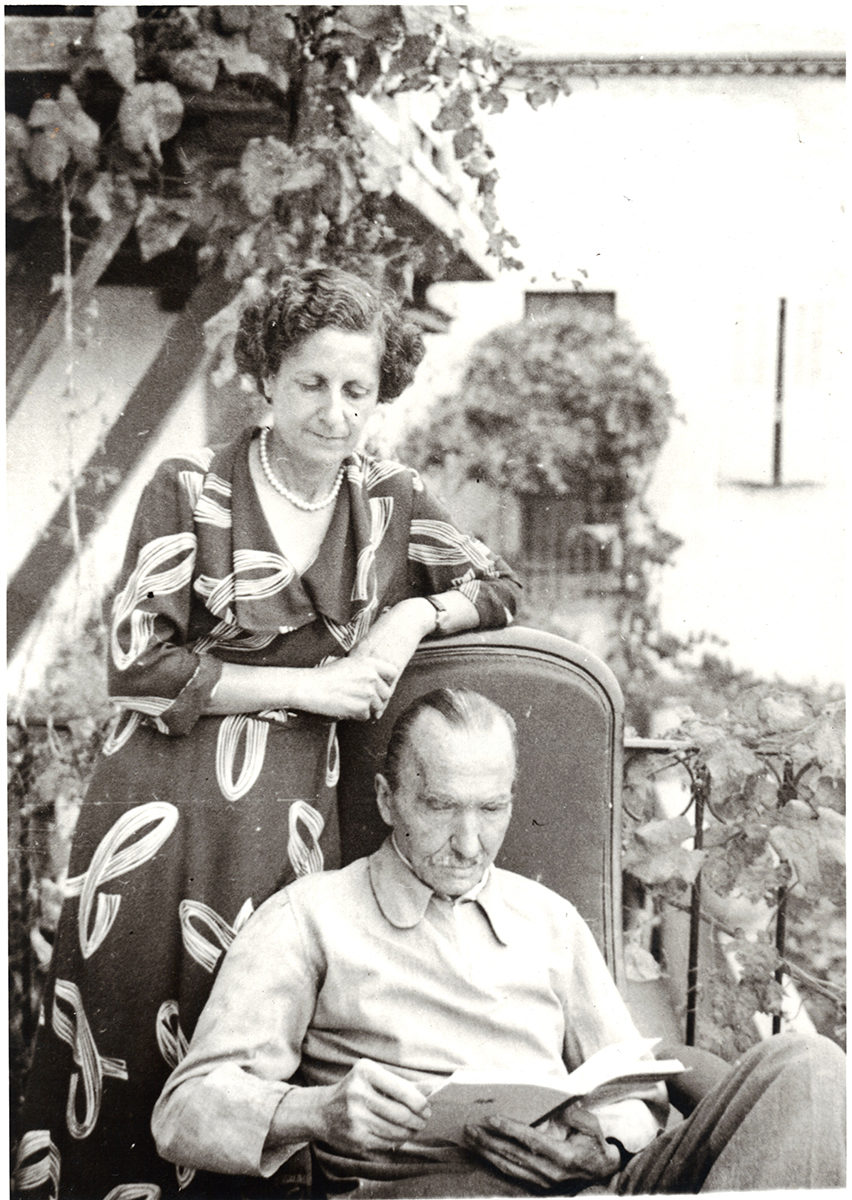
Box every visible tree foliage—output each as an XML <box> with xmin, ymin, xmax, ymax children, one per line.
<box><xmin>400</xmin><ymin>309</ymin><xmax>677</xmax><ymax>503</ymax></box>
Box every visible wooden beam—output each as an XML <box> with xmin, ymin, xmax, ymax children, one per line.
<box><xmin>4</xmin><ymin>16</ymin><xmax>91</xmax><ymax>73</ymax></box>
<box><xmin>7</xmin><ymin>266</ymin><xmax>235</xmax><ymax>657</ymax></box>
<box><xmin>7</xmin><ymin>208</ymin><xmax>136</xmax><ymax>414</ymax></box>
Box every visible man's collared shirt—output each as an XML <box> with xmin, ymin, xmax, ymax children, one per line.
<box><xmin>152</xmin><ymin>838</ymin><xmax>665</xmax><ymax>1182</ymax></box>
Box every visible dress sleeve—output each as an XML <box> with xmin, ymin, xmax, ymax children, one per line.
<box><xmin>151</xmin><ymin>890</ymin><xmax>318</xmax><ymax>1177</ymax></box>
<box><xmin>559</xmin><ymin>907</ymin><xmax>668</xmax><ymax>1154</ymax></box>
<box><xmin>407</xmin><ymin>475</ymin><xmax>522</xmax><ymax>628</ymax></box>
<box><xmin>107</xmin><ymin>457</ymin><xmax>222</xmax><ymax>736</ymax></box>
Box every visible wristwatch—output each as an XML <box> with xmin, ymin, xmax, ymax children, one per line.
<box><xmin>424</xmin><ymin>594</ymin><xmax>449</xmax><ymax>635</ymax></box>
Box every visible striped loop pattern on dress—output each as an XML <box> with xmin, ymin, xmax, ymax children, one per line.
<box><xmin>52</xmin><ymin>980</ymin><xmax>128</xmax><ymax>1140</ymax></box>
<box><xmin>154</xmin><ymin>1002</ymin><xmax>196</xmax><ymax>1192</ymax></box>
<box><xmin>215</xmin><ymin>714</ymin><xmax>270</xmax><ymax>801</ymax></box>
<box><xmin>155</xmin><ymin>1000</ymin><xmax>189</xmax><ymax>1069</ymax></box>
<box><xmin>287</xmin><ymin>800</ymin><xmax>325</xmax><ymax>877</ymax></box>
<box><xmin>13</xmin><ymin>1129</ymin><xmax>61</xmax><ymax>1198</ymax></box>
<box><xmin>101</xmin><ymin>708</ymin><xmax>143</xmax><ymax>758</ymax></box>
<box><xmin>102</xmin><ymin>1187</ymin><xmax>163</xmax><ymax>1200</ymax></box>
<box><xmin>325</xmin><ymin>723</ymin><xmax>340</xmax><ymax>788</ymax></box>
<box><xmin>111</xmin><ymin>532</ymin><xmax>197</xmax><ymax>671</ymax></box>
<box><xmin>179</xmin><ymin>897</ymin><xmax>255</xmax><ymax>973</ymax></box>
<box><xmin>66</xmin><ymin>802</ymin><xmax>180</xmax><ymax>959</ymax></box>
<box><xmin>352</xmin><ymin>496</ymin><xmax>394</xmax><ymax>602</ymax></box>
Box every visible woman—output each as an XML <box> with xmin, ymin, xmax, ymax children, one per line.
<box><xmin>15</xmin><ymin>266</ymin><xmax>521</xmax><ymax>1199</ymax></box>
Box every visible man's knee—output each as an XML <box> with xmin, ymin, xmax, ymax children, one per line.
<box><xmin>735</xmin><ymin>1032</ymin><xmax>845</xmax><ymax>1095</ymax></box>
<box><xmin>739</xmin><ymin>1032</ymin><xmax>844</xmax><ymax>1070</ymax></box>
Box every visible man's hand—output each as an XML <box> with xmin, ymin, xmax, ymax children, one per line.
<box><xmin>316</xmin><ymin>1059</ymin><xmax>432</xmax><ymax>1156</ymax></box>
<box><xmin>464</xmin><ymin>1109</ymin><xmax>622</xmax><ymax>1189</ymax></box>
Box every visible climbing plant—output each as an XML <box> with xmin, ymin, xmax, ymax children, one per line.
<box><xmin>623</xmin><ymin>682</ymin><xmax>846</xmax><ymax>1059</ymax></box>
<box><xmin>7</xmin><ymin>5</ymin><xmax>572</xmax><ymax>377</ymax></box>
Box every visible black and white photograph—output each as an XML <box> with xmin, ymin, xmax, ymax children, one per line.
<box><xmin>6</xmin><ymin>4</ymin><xmax>846</xmax><ymax>1197</ymax></box>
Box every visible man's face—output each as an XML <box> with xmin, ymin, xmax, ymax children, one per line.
<box><xmin>376</xmin><ymin>710</ymin><xmax>515</xmax><ymax>898</ymax></box>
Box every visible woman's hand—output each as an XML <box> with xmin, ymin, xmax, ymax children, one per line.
<box><xmin>302</xmin><ymin>655</ymin><xmax>399</xmax><ymax>722</ymax></box>
<box><xmin>464</xmin><ymin>1111</ymin><xmax>622</xmax><ymax>1189</ymax></box>
<box><xmin>350</xmin><ymin>599</ymin><xmax>436</xmax><ymax>693</ymax></box>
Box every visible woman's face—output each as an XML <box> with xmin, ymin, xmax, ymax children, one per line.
<box><xmin>265</xmin><ymin>327</ymin><xmax>382</xmax><ymax>473</ymax></box>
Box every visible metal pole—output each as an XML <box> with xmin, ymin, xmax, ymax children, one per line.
<box><xmin>772</xmin><ymin>758</ymin><xmax>793</xmax><ymax>1034</ymax></box>
<box><xmin>772</xmin><ymin>298</ymin><xmax>787</xmax><ymax>486</ymax></box>
<box><xmin>772</xmin><ymin>887</ymin><xmax>788</xmax><ymax>1036</ymax></box>
<box><xmin>685</xmin><ymin>770</ymin><xmax>706</xmax><ymax>1045</ymax></box>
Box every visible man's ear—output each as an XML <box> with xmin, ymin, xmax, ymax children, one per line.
<box><xmin>375</xmin><ymin>773</ymin><xmax>394</xmax><ymax>827</ymax></box>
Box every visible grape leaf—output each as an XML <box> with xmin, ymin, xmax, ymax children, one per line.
<box><xmin>624</xmin><ymin>816</ymin><xmax>705</xmax><ymax>885</ymax></box>
<box><xmin>702</xmin><ymin>739</ymin><xmax>762</xmax><ymax>800</ymax></box>
<box><xmin>239</xmin><ymin>138</ymin><xmax>325</xmax><ymax>218</ymax></box>
<box><xmin>118</xmin><ymin>82</ymin><xmax>184</xmax><ymax>165</ymax></box>
<box><xmin>392</xmin><ymin>34</ymin><xmax>434</xmax><ymax>74</ymax></box>
<box><xmin>6</xmin><ymin>115</ymin><xmax>38</xmax><ymax>214</ymax></box>
<box><xmin>800</xmin><ymin>774</ymin><xmax>845</xmax><ymax>814</ymax></box>
<box><xmin>453</xmin><ymin>127</ymin><xmax>478</xmax><ymax>158</ymax></box>
<box><xmin>757</xmin><ymin>691</ymin><xmax>812</xmax><ymax>733</ymax></box>
<box><xmin>769</xmin><ymin>806</ymin><xmax>845</xmax><ymax>904</ymax></box>
<box><xmin>356</xmin><ymin>42</ymin><xmax>382</xmax><ymax>96</ymax></box>
<box><xmin>525</xmin><ymin>80</ymin><xmax>560</xmax><ymax>110</ymax></box>
<box><xmin>28</xmin><ymin>87</ymin><xmax>99</xmax><ymax>171</ymax></box>
<box><xmin>92</xmin><ymin>6</ymin><xmax>137</xmax><ymax>91</ymax></box>
<box><xmin>163</xmin><ymin>38</ymin><xmax>223</xmax><ymax>92</ymax></box>
<box><xmin>218</xmin><ymin>35</ymin><xmax>277</xmax><ymax>82</ymax></box>
<box><xmin>245</xmin><ymin>8</ymin><xmax>298</xmax><ymax>61</ymax></box>
<box><xmin>795</xmin><ymin>704</ymin><xmax>846</xmax><ymax>778</ymax></box>
<box><xmin>27</xmin><ymin>129</ymin><xmax>70</xmax><ymax>184</ymax></box>
<box><xmin>480</xmin><ymin>86</ymin><xmax>509</xmax><ymax>115</ymax></box>
<box><xmin>86</xmin><ymin>174</ymin><xmax>114</xmax><ymax>221</ymax></box>
<box><xmin>218</xmin><ymin>6</ymin><xmax>252</xmax><ymax>34</ymax></box>
<box><xmin>432</xmin><ymin>89</ymin><xmax>474</xmax><ymax>132</ymax></box>
<box><xmin>135</xmin><ymin>195</ymin><xmax>191</xmax><ymax>262</ymax></box>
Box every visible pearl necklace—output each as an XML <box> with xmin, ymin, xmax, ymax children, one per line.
<box><xmin>258</xmin><ymin>426</ymin><xmax>345</xmax><ymax>512</ymax></box>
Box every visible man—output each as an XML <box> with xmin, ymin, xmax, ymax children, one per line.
<box><xmin>153</xmin><ymin>689</ymin><xmax>845</xmax><ymax>1196</ymax></box>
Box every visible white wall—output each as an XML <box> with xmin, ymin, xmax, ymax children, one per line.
<box><xmin>390</xmin><ymin>68</ymin><xmax>845</xmax><ymax>686</ymax></box>
<box><xmin>7</xmin><ymin>287</ymin><xmax>209</xmax><ymax>707</ymax></box>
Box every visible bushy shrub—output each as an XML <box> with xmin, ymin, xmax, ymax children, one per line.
<box><xmin>402</xmin><ymin>308</ymin><xmax>677</xmax><ymax>504</ymax></box>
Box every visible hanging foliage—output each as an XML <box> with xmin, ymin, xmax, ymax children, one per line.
<box><xmin>7</xmin><ymin>5</ymin><xmax>571</xmax><ymax>376</ymax></box>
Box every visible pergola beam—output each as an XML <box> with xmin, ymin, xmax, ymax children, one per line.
<box><xmin>7</xmin><ymin>208</ymin><xmax>136</xmax><ymax>414</ymax></box>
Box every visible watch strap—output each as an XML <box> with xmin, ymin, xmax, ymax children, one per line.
<box><xmin>424</xmin><ymin>594</ymin><xmax>447</xmax><ymax>633</ymax></box>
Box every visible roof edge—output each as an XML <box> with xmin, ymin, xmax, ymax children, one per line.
<box><xmin>516</xmin><ymin>54</ymin><xmax>845</xmax><ymax>79</ymax></box>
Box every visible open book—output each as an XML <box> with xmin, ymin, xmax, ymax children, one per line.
<box><xmin>411</xmin><ymin>1038</ymin><xmax>684</xmax><ymax>1146</ymax></box>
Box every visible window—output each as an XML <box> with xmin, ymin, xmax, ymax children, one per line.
<box><xmin>524</xmin><ymin>290</ymin><xmax>616</xmax><ymax>320</ymax></box>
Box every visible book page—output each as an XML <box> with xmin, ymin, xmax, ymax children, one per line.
<box><xmin>414</xmin><ymin>1040</ymin><xmax>684</xmax><ymax>1146</ymax></box>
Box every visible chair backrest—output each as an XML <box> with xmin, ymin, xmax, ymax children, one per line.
<box><xmin>337</xmin><ymin>626</ymin><xmax>625</xmax><ymax>983</ymax></box>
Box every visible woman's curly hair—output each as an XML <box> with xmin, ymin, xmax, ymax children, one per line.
<box><xmin>234</xmin><ymin>266</ymin><xmax>426</xmax><ymax>402</ymax></box>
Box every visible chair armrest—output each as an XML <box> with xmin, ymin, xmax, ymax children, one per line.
<box><xmin>655</xmin><ymin>1043</ymin><xmax>729</xmax><ymax>1117</ymax></box>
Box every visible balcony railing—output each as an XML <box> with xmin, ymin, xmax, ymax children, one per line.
<box><xmin>624</xmin><ymin>736</ymin><xmax>827</xmax><ymax>1049</ymax></box>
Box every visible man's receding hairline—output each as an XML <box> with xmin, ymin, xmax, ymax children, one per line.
<box><xmin>395</xmin><ymin>703</ymin><xmax>515</xmax><ymax>787</ymax></box>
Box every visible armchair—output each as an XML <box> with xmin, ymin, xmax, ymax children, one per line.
<box><xmin>338</xmin><ymin>625</ymin><xmax>727</xmax><ymax>1118</ymax></box>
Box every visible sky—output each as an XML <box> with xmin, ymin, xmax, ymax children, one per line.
<box><xmin>466</xmin><ymin>1</ymin><xmax>847</xmax><ymax>57</ymax></box>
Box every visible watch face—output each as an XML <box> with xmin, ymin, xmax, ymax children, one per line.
<box><xmin>426</xmin><ymin>595</ymin><xmax>445</xmax><ymax>630</ymax></box>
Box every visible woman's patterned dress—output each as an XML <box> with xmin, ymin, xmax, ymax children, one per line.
<box><xmin>15</xmin><ymin>426</ymin><xmax>521</xmax><ymax>1200</ymax></box>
